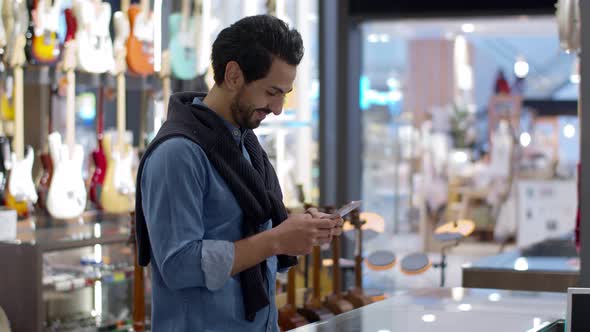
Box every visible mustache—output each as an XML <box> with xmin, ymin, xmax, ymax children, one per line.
<box><xmin>254</xmin><ymin>108</ymin><xmax>272</xmax><ymax>115</ymax></box>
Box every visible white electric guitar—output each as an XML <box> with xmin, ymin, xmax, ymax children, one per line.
<box><xmin>7</xmin><ymin>34</ymin><xmax>37</xmax><ymax>205</ymax></box>
<box><xmin>101</xmin><ymin>10</ymin><xmax>135</xmax><ymax>213</ymax></box>
<box><xmin>46</xmin><ymin>41</ymin><xmax>87</xmax><ymax>219</ymax></box>
<box><xmin>73</xmin><ymin>0</ymin><xmax>114</xmax><ymax>73</ymax></box>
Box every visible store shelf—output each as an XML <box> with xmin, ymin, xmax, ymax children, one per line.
<box><xmin>0</xmin><ymin>213</ymin><xmax>134</xmax><ymax>332</ymax></box>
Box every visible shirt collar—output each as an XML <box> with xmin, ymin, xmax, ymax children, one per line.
<box><xmin>192</xmin><ymin>97</ymin><xmax>247</xmax><ymax>146</ymax></box>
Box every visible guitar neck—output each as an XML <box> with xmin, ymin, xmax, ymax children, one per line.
<box><xmin>130</xmin><ymin>212</ymin><xmax>146</xmax><ymax>331</ymax></box>
<box><xmin>287</xmin><ymin>266</ymin><xmax>296</xmax><ymax>307</ymax></box>
<box><xmin>117</xmin><ymin>72</ymin><xmax>126</xmax><ymax>152</ymax></box>
<box><xmin>331</xmin><ymin>236</ymin><xmax>342</xmax><ymax>298</ymax></box>
<box><xmin>180</xmin><ymin>0</ymin><xmax>190</xmax><ymax>31</ymax></box>
<box><xmin>355</xmin><ymin>228</ymin><xmax>363</xmax><ymax>289</ymax></box>
<box><xmin>140</xmin><ymin>0</ymin><xmax>149</xmax><ymax>14</ymax></box>
<box><xmin>311</xmin><ymin>245</ymin><xmax>321</xmax><ymax>305</ymax></box>
<box><xmin>121</xmin><ymin>0</ymin><xmax>130</xmax><ymax>12</ymax></box>
<box><xmin>65</xmin><ymin>69</ymin><xmax>76</xmax><ymax>151</ymax></box>
<box><xmin>13</xmin><ymin>65</ymin><xmax>23</xmax><ymax>159</ymax></box>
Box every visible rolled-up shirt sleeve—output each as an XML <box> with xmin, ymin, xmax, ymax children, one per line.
<box><xmin>141</xmin><ymin>138</ymin><xmax>234</xmax><ymax>291</ymax></box>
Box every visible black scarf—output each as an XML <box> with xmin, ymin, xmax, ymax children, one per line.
<box><xmin>134</xmin><ymin>92</ymin><xmax>297</xmax><ymax>321</ymax></box>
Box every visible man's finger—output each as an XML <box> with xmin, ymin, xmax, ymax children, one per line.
<box><xmin>311</xmin><ymin>218</ymin><xmax>337</xmax><ymax>229</ymax></box>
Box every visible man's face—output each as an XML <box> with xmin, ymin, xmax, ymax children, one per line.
<box><xmin>230</xmin><ymin>58</ymin><xmax>296</xmax><ymax>129</ymax></box>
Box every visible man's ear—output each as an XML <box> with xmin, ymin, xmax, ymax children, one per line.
<box><xmin>224</xmin><ymin>61</ymin><xmax>245</xmax><ymax>91</ymax></box>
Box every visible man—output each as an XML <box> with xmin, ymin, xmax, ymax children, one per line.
<box><xmin>134</xmin><ymin>15</ymin><xmax>343</xmax><ymax>331</ymax></box>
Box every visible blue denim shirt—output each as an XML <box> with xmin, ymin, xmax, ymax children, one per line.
<box><xmin>140</xmin><ymin>98</ymin><xmax>279</xmax><ymax>332</ymax></box>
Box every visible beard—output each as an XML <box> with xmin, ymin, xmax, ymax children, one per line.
<box><xmin>230</xmin><ymin>90</ymin><xmax>271</xmax><ymax>129</ymax></box>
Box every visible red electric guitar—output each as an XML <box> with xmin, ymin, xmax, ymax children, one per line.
<box><xmin>89</xmin><ymin>87</ymin><xmax>108</xmax><ymax>209</ymax></box>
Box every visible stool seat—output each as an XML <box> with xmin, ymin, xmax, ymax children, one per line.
<box><xmin>433</xmin><ymin>231</ymin><xmax>464</xmax><ymax>242</ymax></box>
<box><xmin>366</xmin><ymin>250</ymin><xmax>396</xmax><ymax>271</ymax></box>
<box><xmin>434</xmin><ymin>219</ymin><xmax>475</xmax><ymax>237</ymax></box>
<box><xmin>400</xmin><ymin>253</ymin><xmax>432</xmax><ymax>275</ymax></box>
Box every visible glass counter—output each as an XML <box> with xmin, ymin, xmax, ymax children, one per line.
<box><xmin>291</xmin><ymin>288</ymin><xmax>565</xmax><ymax>332</ymax></box>
<box><xmin>462</xmin><ymin>238</ymin><xmax>579</xmax><ymax>292</ymax></box>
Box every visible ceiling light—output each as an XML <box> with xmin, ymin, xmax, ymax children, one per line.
<box><xmin>422</xmin><ymin>314</ymin><xmax>436</xmax><ymax>323</ymax></box>
<box><xmin>461</xmin><ymin>23</ymin><xmax>475</xmax><ymax>33</ymax></box>
<box><xmin>514</xmin><ymin>58</ymin><xmax>530</xmax><ymax>78</ymax></box>
<box><xmin>520</xmin><ymin>132</ymin><xmax>531</xmax><ymax>147</ymax></box>
<box><xmin>564</xmin><ymin>124</ymin><xmax>576</xmax><ymax>138</ymax></box>
<box><xmin>368</xmin><ymin>34</ymin><xmax>379</xmax><ymax>43</ymax></box>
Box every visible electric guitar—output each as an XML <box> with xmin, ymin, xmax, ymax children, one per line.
<box><xmin>46</xmin><ymin>34</ymin><xmax>87</xmax><ymax>219</ymax></box>
<box><xmin>29</xmin><ymin>0</ymin><xmax>62</xmax><ymax>65</ymax></box>
<box><xmin>6</xmin><ymin>0</ymin><xmax>29</xmax><ymax>71</ymax></box>
<box><xmin>322</xmin><ymin>207</ymin><xmax>355</xmax><ymax>315</ymax></box>
<box><xmin>343</xmin><ymin>210</ymin><xmax>373</xmax><ymax>308</ymax></box>
<box><xmin>126</xmin><ymin>0</ymin><xmax>154</xmax><ymax>76</ymax></box>
<box><xmin>89</xmin><ymin>86</ymin><xmax>108</xmax><ymax>209</ymax></box>
<box><xmin>6</xmin><ymin>34</ymin><xmax>38</xmax><ymax>214</ymax></box>
<box><xmin>101</xmin><ymin>12</ymin><xmax>134</xmax><ymax>213</ymax></box>
<box><xmin>73</xmin><ymin>0</ymin><xmax>114</xmax><ymax>73</ymax></box>
<box><xmin>169</xmin><ymin>0</ymin><xmax>199</xmax><ymax>80</ymax></box>
<box><xmin>278</xmin><ymin>264</ymin><xmax>309</xmax><ymax>331</ymax></box>
<box><xmin>0</xmin><ymin>0</ymin><xmax>6</xmax><ymax>57</ymax></box>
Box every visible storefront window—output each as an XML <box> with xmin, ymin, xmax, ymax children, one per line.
<box><xmin>360</xmin><ymin>16</ymin><xmax>578</xmax><ymax>250</ymax></box>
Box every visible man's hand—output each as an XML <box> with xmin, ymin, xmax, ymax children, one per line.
<box><xmin>305</xmin><ymin>207</ymin><xmax>344</xmax><ymax>237</ymax></box>
<box><xmin>270</xmin><ymin>213</ymin><xmax>337</xmax><ymax>256</ymax></box>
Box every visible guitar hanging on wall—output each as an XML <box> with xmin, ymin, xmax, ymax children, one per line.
<box><xmin>73</xmin><ymin>0</ymin><xmax>114</xmax><ymax>74</ymax></box>
<box><xmin>46</xmin><ymin>16</ymin><xmax>88</xmax><ymax>219</ymax></box>
<box><xmin>28</xmin><ymin>0</ymin><xmax>62</xmax><ymax>65</ymax></box>
<box><xmin>6</xmin><ymin>21</ymin><xmax>37</xmax><ymax>217</ymax></box>
<box><xmin>126</xmin><ymin>0</ymin><xmax>154</xmax><ymax>76</ymax></box>
<box><xmin>88</xmin><ymin>85</ymin><xmax>108</xmax><ymax>209</ymax></box>
<box><xmin>169</xmin><ymin>0</ymin><xmax>200</xmax><ymax>80</ymax></box>
<box><xmin>101</xmin><ymin>10</ymin><xmax>134</xmax><ymax>214</ymax></box>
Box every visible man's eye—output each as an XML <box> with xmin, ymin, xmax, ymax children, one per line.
<box><xmin>266</xmin><ymin>91</ymin><xmax>277</xmax><ymax>97</ymax></box>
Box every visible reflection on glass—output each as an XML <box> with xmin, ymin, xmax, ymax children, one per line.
<box><xmin>452</xmin><ymin>287</ymin><xmax>465</xmax><ymax>301</ymax></box>
<box><xmin>488</xmin><ymin>293</ymin><xmax>502</xmax><ymax>302</ymax></box>
<box><xmin>458</xmin><ymin>303</ymin><xmax>473</xmax><ymax>311</ymax></box>
<box><xmin>422</xmin><ymin>314</ymin><xmax>436</xmax><ymax>323</ymax></box>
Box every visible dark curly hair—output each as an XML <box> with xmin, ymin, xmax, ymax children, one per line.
<box><xmin>211</xmin><ymin>15</ymin><xmax>304</xmax><ymax>85</ymax></box>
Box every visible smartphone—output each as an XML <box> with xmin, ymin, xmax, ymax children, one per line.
<box><xmin>335</xmin><ymin>200</ymin><xmax>362</xmax><ymax>218</ymax></box>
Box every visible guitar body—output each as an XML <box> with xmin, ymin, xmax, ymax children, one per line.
<box><xmin>323</xmin><ymin>295</ymin><xmax>354</xmax><ymax>315</ymax></box>
<box><xmin>7</xmin><ymin>146</ymin><xmax>38</xmax><ymax>203</ymax></box>
<box><xmin>73</xmin><ymin>0</ymin><xmax>114</xmax><ymax>73</ymax></box>
<box><xmin>101</xmin><ymin>132</ymin><xmax>134</xmax><ymax>213</ymax></box>
<box><xmin>89</xmin><ymin>138</ymin><xmax>106</xmax><ymax>208</ymax></box>
<box><xmin>297</xmin><ymin>305</ymin><xmax>334</xmax><ymax>324</ymax></box>
<box><xmin>46</xmin><ymin>132</ymin><xmax>87</xmax><ymax>219</ymax></box>
<box><xmin>278</xmin><ymin>305</ymin><xmax>308</xmax><ymax>331</ymax></box>
<box><xmin>126</xmin><ymin>4</ymin><xmax>154</xmax><ymax>75</ymax></box>
<box><xmin>0</xmin><ymin>137</ymin><xmax>10</xmax><ymax>203</ymax></box>
<box><xmin>35</xmin><ymin>151</ymin><xmax>53</xmax><ymax>211</ymax></box>
<box><xmin>343</xmin><ymin>288</ymin><xmax>372</xmax><ymax>309</ymax></box>
<box><xmin>169</xmin><ymin>14</ymin><xmax>198</xmax><ymax>80</ymax></box>
<box><xmin>29</xmin><ymin>0</ymin><xmax>62</xmax><ymax>65</ymax></box>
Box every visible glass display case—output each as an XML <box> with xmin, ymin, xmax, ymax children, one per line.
<box><xmin>0</xmin><ymin>213</ymin><xmax>145</xmax><ymax>332</ymax></box>
<box><xmin>290</xmin><ymin>287</ymin><xmax>566</xmax><ymax>332</ymax></box>
<box><xmin>462</xmin><ymin>237</ymin><xmax>579</xmax><ymax>292</ymax></box>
